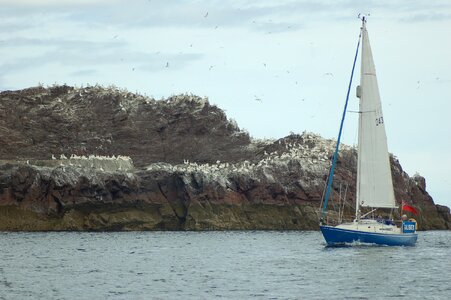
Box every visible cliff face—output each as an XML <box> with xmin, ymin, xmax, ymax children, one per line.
<box><xmin>0</xmin><ymin>86</ymin><xmax>449</xmax><ymax>231</ymax></box>
<box><xmin>0</xmin><ymin>85</ymin><xmax>251</xmax><ymax>166</ymax></box>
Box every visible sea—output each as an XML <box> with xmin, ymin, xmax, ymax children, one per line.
<box><xmin>0</xmin><ymin>231</ymin><xmax>450</xmax><ymax>299</ymax></box>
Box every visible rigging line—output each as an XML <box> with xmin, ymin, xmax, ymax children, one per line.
<box><xmin>342</xmin><ymin>183</ymin><xmax>348</xmax><ymax>222</ymax></box>
<box><xmin>321</xmin><ymin>29</ymin><xmax>362</xmax><ymax>221</ymax></box>
<box><xmin>318</xmin><ymin>176</ymin><xmax>328</xmax><ymax>213</ymax></box>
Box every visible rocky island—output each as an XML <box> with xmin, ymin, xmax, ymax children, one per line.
<box><xmin>0</xmin><ymin>85</ymin><xmax>449</xmax><ymax>231</ymax></box>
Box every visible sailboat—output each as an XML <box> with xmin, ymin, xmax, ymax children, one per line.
<box><xmin>319</xmin><ymin>16</ymin><xmax>418</xmax><ymax>246</ymax></box>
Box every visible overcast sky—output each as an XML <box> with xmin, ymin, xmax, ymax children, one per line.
<box><xmin>1</xmin><ymin>0</ymin><xmax>450</xmax><ymax>207</ymax></box>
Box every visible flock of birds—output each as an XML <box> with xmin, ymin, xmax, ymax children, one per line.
<box><xmin>112</xmin><ymin>8</ymin><xmax>333</xmax><ymax>105</ymax></box>
<box><xmin>49</xmin><ymin>154</ymin><xmax>134</xmax><ymax>172</ymax></box>
<box><xmin>145</xmin><ymin>132</ymin><xmax>344</xmax><ymax>188</ymax></box>
<box><xmin>45</xmin><ymin>84</ymin><xmax>210</xmax><ymax>122</ymax></box>
<box><xmin>38</xmin><ymin>86</ymin><xmax>354</xmax><ymax>186</ymax></box>
<box><xmin>51</xmin><ymin>154</ymin><xmax>132</xmax><ymax>162</ymax></box>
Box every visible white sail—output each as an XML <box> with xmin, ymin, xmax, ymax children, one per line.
<box><xmin>356</xmin><ymin>21</ymin><xmax>396</xmax><ymax>209</ymax></box>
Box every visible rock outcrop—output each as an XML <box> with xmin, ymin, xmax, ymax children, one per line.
<box><xmin>0</xmin><ymin>85</ymin><xmax>251</xmax><ymax>166</ymax></box>
<box><xmin>0</xmin><ymin>85</ymin><xmax>449</xmax><ymax>231</ymax></box>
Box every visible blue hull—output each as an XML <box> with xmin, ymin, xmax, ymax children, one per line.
<box><xmin>320</xmin><ymin>225</ymin><xmax>418</xmax><ymax>246</ymax></box>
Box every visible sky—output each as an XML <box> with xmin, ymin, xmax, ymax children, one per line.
<box><xmin>1</xmin><ymin>0</ymin><xmax>450</xmax><ymax>207</ymax></box>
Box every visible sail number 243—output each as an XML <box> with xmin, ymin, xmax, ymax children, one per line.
<box><xmin>375</xmin><ymin>116</ymin><xmax>384</xmax><ymax>126</ymax></box>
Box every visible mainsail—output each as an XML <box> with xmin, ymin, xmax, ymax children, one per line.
<box><xmin>356</xmin><ymin>21</ymin><xmax>396</xmax><ymax>209</ymax></box>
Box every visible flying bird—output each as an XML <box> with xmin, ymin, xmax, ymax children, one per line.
<box><xmin>324</xmin><ymin>72</ymin><xmax>334</xmax><ymax>77</ymax></box>
<box><xmin>204</xmin><ymin>12</ymin><xmax>209</xmax><ymax>18</ymax></box>
<box><xmin>254</xmin><ymin>95</ymin><xmax>262</xmax><ymax>102</ymax></box>
<box><xmin>165</xmin><ymin>62</ymin><xmax>169</xmax><ymax>68</ymax></box>
<box><xmin>209</xmin><ymin>65</ymin><xmax>214</xmax><ymax>70</ymax></box>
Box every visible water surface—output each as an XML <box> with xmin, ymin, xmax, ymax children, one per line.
<box><xmin>1</xmin><ymin>231</ymin><xmax>450</xmax><ymax>299</ymax></box>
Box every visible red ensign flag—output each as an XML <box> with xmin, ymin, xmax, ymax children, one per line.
<box><xmin>402</xmin><ymin>204</ymin><xmax>418</xmax><ymax>215</ymax></box>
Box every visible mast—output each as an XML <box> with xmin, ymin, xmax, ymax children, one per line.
<box><xmin>355</xmin><ymin>16</ymin><xmax>366</xmax><ymax>220</ymax></box>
